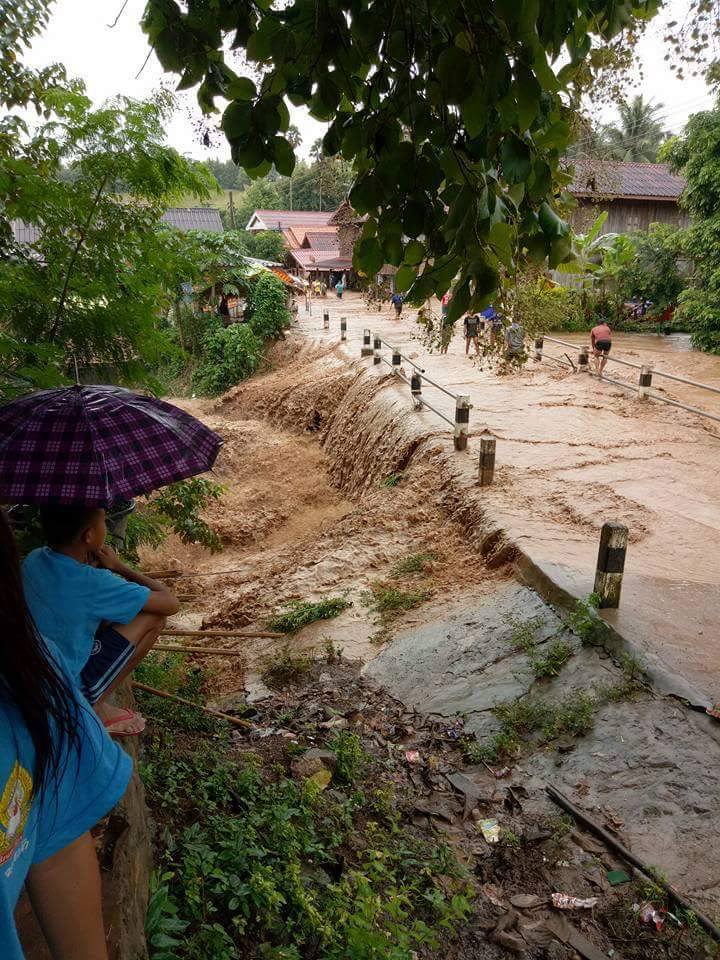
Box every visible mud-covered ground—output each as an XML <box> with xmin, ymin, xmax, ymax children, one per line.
<box><xmin>145</xmin><ymin>332</ymin><xmax>720</xmax><ymax>954</ymax></box>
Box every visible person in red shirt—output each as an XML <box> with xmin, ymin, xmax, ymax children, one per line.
<box><xmin>590</xmin><ymin>321</ymin><xmax>612</xmax><ymax>376</ymax></box>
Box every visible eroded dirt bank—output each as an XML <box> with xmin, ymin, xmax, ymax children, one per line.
<box><xmin>148</xmin><ymin>335</ymin><xmax>720</xmax><ymax>949</ymax></box>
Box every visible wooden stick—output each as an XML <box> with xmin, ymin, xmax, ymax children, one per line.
<box><xmin>155</xmin><ymin>644</ymin><xmax>245</xmax><ymax>656</ymax></box>
<box><xmin>546</xmin><ymin>784</ymin><xmax>720</xmax><ymax>943</ymax></box>
<box><xmin>161</xmin><ymin>629</ymin><xmax>284</xmax><ymax>639</ymax></box>
<box><xmin>132</xmin><ymin>681</ymin><xmax>254</xmax><ymax>730</ymax></box>
<box><xmin>145</xmin><ymin>570</ymin><xmax>181</xmax><ymax>579</ymax></box>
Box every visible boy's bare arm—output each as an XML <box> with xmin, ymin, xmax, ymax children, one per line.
<box><xmin>94</xmin><ymin>545</ymin><xmax>180</xmax><ymax>615</ymax></box>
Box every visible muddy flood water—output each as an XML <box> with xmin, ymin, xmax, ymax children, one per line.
<box><xmin>147</xmin><ymin>314</ymin><xmax>720</xmax><ymax>922</ymax></box>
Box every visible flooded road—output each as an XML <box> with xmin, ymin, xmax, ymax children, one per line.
<box><xmin>297</xmin><ymin>294</ymin><xmax>720</xmax><ymax>706</ymax></box>
<box><xmin>546</xmin><ymin>331</ymin><xmax>720</xmax><ymax>416</ymax></box>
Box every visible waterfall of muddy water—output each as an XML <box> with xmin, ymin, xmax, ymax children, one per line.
<box><xmin>145</xmin><ymin>319</ymin><xmax>720</xmax><ymax>916</ymax></box>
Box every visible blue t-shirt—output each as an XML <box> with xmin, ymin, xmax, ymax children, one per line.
<box><xmin>0</xmin><ymin>667</ymin><xmax>131</xmax><ymax>959</ymax></box>
<box><xmin>391</xmin><ymin>294</ymin><xmax>403</xmax><ymax>306</ymax></box>
<box><xmin>22</xmin><ymin>549</ymin><xmax>151</xmax><ymax>680</ymax></box>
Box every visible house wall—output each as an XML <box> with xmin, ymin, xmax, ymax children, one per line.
<box><xmin>570</xmin><ymin>198</ymin><xmax>690</xmax><ymax>234</ymax></box>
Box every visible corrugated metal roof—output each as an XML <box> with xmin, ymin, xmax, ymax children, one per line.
<box><xmin>289</xmin><ymin>249</ymin><xmax>346</xmax><ymax>270</ymax></box>
<box><xmin>160</xmin><ymin>207</ymin><xmax>224</xmax><ymax>232</ymax></box>
<box><xmin>570</xmin><ymin>161</ymin><xmax>685</xmax><ymax>200</ymax></box>
<box><xmin>249</xmin><ymin>209</ymin><xmax>334</xmax><ymax>230</ymax></box>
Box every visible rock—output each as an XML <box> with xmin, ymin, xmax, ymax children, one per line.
<box><xmin>319</xmin><ymin>716</ymin><xmax>349</xmax><ymax>731</ymax></box>
<box><xmin>291</xmin><ymin>747</ymin><xmax>338</xmax><ymax>781</ymax></box>
<box><xmin>510</xmin><ymin>894</ymin><xmax>544</xmax><ymax>910</ymax></box>
<box><xmin>245</xmin><ymin>677</ymin><xmax>274</xmax><ymax>704</ymax></box>
<box><xmin>545</xmin><ymin>944</ymin><xmax>575</xmax><ymax>960</ymax></box>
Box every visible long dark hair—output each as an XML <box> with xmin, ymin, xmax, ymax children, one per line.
<box><xmin>0</xmin><ymin>509</ymin><xmax>79</xmax><ymax>792</ymax></box>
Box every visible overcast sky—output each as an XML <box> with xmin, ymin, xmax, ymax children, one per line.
<box><xmin>24</xmin><ymin>0</ymin><xmax>716</xmax><ymax>165</ymax></box>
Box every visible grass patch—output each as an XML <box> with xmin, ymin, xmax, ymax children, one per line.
<box><xmin>134</xmin><ymin>653</ymin><xmax>220</xmax><ymax>733</ymax></box>
<box><xmin>380</xmin><ymin>472</ymin><xmax>404</xmax><ymax>487</ymax></box>
<box><xmin>261</xmin><ymin>645</ymin><xmax>314</xmax><ymax>689</ymax></box>
<box><xmin>141</xmin><ymin>665</ymin><xmax>474</xmax><ymax>960</ymax></box>
<box><xmin>391</xmin><ymin>551</ymin><xmax>436</xmax><ymax>577</ymax></box>
<box><xmin>363</xmin><ymin>583</ymin><xmax>430</xmax><ymax>618</ymax></box>
<box><xmin>267</xmin><ymin>595</ymin><xmax>351</xmax><ymax>634</ymax></box>
<box><xmin>466</xmin><ymin>690</ymin><xmax>597</xmax><ymax>764</ymax></box>
<box><xmin>531</xmin><ymin>637</ymin><xmax>574</xmax><ymax>678</ymax></box>
<box><xmin>567</xmin><ymin>593</ymin><xmax>609</xmax><ymax>645</ymax></box>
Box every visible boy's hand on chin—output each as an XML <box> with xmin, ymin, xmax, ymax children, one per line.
<box><xmin>95</xmin><ymin>544</ymin><xmax>122</xmax><ymax>572</ymax></box>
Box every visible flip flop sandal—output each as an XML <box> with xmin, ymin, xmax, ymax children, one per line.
<box><xmin>103</xmin><ymin>707</ymin><xmax>146</xmax><ymax>738</ymax></box>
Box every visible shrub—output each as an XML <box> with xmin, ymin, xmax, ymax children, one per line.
<box><xmin>246</xmin><ymin>272</ymin><xmax>291</xmax><ymax>341</ymax></box>
<box><xmin>267</xmin><ymin>596</ymin><xmax>351</xmax><ymax>633</ymax></box>
<box><xmin>515</xmin><ymin>280</ymin><xmax>586</xmax><ymax>333</ymax></box>
<box><xmin>193</xmin><ymin>318</ymin><xmax>263</xmax><ymax>395</ymax></box>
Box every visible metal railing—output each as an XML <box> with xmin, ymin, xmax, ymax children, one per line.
<box><xmin>539</xmin><ymin>334</ymin><xmax>720</xmax><ymax>428</ymax></box>
<box><xmin>378</xmin><ymin>356</ymin><xmax>455</xmax><ymax>427</ymax></box>
<box><xmin>379</xmin><ymin>338</ymin><xmax>460</xmax><ymax>401</ymax></box>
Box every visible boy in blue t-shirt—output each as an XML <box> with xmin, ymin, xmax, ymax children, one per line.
<box><xmin>23</xmin><ymin>506</ymin><xmax>179</xmax><ymax>737</ymax></box>
<box><xmin>391</xmin><ymin>292</ymin><xmax>404</xmax><ymax>317</ymax></box>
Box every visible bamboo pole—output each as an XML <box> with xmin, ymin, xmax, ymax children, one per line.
<box><xmin>161</xmin><ymin>629</ymin><xmax>284</xmax><ymax>639</ymax></box>
<box><xmin>546</xmin><ymin>785</ymin><xmax>720</xmax><ymax>943</ymax></box>
<box><xmin>132</xmin><ymin>681</ymin><xmax>254</xmax><ymax>730</ymax></box>
<box><xmin>155</xmin><ymin>644</ymin><xmax>245</xmax><ymax>656</ymax></box>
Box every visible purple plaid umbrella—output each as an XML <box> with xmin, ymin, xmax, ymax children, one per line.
<box><xmin>0</xmin><ymin>385</ymin><xmax>222</xmax><ymax>506</ymax></box>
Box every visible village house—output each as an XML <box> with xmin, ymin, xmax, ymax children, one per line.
<box><xmin>568</xmin><ymin>159</ymin><xmax>688</xmax><ymax>234</ymax></box>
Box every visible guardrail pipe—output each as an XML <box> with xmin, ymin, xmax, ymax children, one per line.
<box><xmin>454</xmin><ymin>395</ymin><xmax>471</xmax><ymax>451</ymax></box>
<box><xmin>594</xmin><ymin>522</ymin><xmax>628</xmax><ymax>609</ymax></box>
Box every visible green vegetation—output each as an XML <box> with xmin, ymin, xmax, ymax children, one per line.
<box><xmin>141</xmin><ymin>658</ymin><xmax>474</xmax><ymax>960</ymax></box>
<box><xmin>665</xmin><ymin>96</ymin><xmax>720</xmax><ymax>353</ymax></box>
<box><xmin>390</xmin><ymin>552</ymin><xmax>436</xmax><ymax>577</ymax></box>
<box><xmin>267</xmin><ymin>596</ymin><xmax>351</xmax><ymax>634</ymax></box>
<box><xmin>143</xmin><ymin>0</ymin><xmax>662</xmax><ymax>321</ymax></box>
<box><xmin>261</xmin><ymin>645</ymin><xmax>314</xmax><ymax>689</ymax></box>
<box><xmin>363</xmin><ymin>584</ymin><xmax>431</xmax><ymax>625</ymax></box>
<box><xmin>505</xmin><ymin>616</ymin><xmax>575</xmax><ymax>679</ymax></box>
<box><xmin>193</xmin><ymin>321</ymin><xmax>264</xmax><ymax>396</ymax></box>
<box><xmin>567</xmin><ymin>593</ymin><xmax>609</xmax><ymax>646</ymax></box>
<box><xmin>380</xmin><ymin>473</ymin><xmax>404</xmax><ymax>488</ymax></box>
<box><xmin>135</xmin><ymin>653</ymin><xmax>221</xmax><ymax>733</ymax></box>
<box><xmin>245</xmin><ymin>273</ymin><xmax>291</xmax><ymax>341</ymax></box>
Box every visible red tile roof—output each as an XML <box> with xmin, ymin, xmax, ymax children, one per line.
<box><xmin>570</xmin><ymin>161</ymin><xmax>685</xmax><ymax>201</ymax></box>
<box><xmin>303</xmin><ymin>231</ymin><xmax>339</xmax><ymax>250</ymax></box>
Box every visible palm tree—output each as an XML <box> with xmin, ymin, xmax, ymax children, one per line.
<box><xmin>600</xmin><ymin>95</ymin><xmax>668</xmax><ymax>163</ymax></box>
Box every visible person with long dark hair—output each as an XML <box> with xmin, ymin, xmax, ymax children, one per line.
<box><xmin>0</xmin><ymin>509</ymin><xmax>131</xmax><ymax>959</ymax></box>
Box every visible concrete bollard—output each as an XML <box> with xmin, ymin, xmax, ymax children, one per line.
<box><xmin>534</xmin><ymin>336</ymin><xmax>544</xmax><ymax>361</ymax></box>
<box><xmin>373</xmin><ymin>334</ymin><xmax>382</xmax><ymax>365</ymax></box>
<box><xmin>340</xmin><ymin>316</ymin><xmax>347</xmax><ymax>341</ymax></box>
<box><xmin>453</xmin><ymin>395</ymin><xmax>471</xmax><ymax>452</ymax></box>
<box><xmin>391</xmin><ymin>348</ymin><xmax>401</xmax><ymax>372</ymax></box>
<box><xmin>638</xmin><ymin>365</ymin><xmax>652</xmax><ymax>399</ymax></box>
<box><xmin>578</xmin><ymin>345</ymin><xmax>589</xmax><ymax>371</ymax></box>
<box><xmin>478</xmin><ymin>432</ymin><xmax>496</xmax><ymax>486</ymax></box>
<box><xmin>593</xmin><ymin>521</ymin><xmax>628</xmax><ymax>609</ymax></box>
<box><xmin>361</xmin><ymin>329</ymin><xmax>373</xmax><ymax>357</ymax></box>
<box><xmin>323</xmin><ymin>310</ymin><xmax>329</xmax><ymax>330</ymax></box>
<box><xmin>410</xmin><ymin>371</ymin><xmax>423</xmax><ymax>409</ymax></box>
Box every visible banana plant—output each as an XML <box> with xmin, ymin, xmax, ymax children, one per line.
<box><xmin>555</xmin><ymin>212</ymin><xmax>621</xmax><ymax>277</ymax></box>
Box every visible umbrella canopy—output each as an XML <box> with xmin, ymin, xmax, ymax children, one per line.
<box><xmin>0</xmin><ymin>385</ymin><xmax>222</xmax><ymax>507</ymax></box>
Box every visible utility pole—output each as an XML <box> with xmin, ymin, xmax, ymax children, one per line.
<box><xmin>228</xmin><ymin>190</ymin><xmax>236</xmax><ymax>229</ymax></box>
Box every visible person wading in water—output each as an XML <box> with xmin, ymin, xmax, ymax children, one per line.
<box><xmin>591</xmin><ymin>321</ymin><xmax>613</xmax><ymax>377</ymax></box>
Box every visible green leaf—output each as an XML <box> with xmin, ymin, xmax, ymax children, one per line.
<box><xmin>396</xmin><ymin>265</ymin><xmax>417</xmax><ymax>293</ymax></box>
<box><xmin>500</xmin><ymin>134</ymin><xmax>532</xmax><ymax>184</ymax></box>
<box><xmin>402</xmin><ymin>199</ymin><xmax>425</xmax><ymax>238</ymax></box>
<box><xmin>488</xmin><ymin>221</ymin><xmax>514</xmax><ymax>270</ymax></box>
<box><xmin>404</xmin><ymin>240</ymin><xmax>426</xmax><ymax>266</ymax></box>
<box><xmin>382</xmin><ymin>233</ymin><xmax>403</xmax><ymax>266</ymax></box>
<box><xmin>222</xmin><ymin>101</ymin><xmax>252</xmax><ymax>139</ymax></box>
<box><xmin>354</xmin><ymin>236</ymin><xmax>384</xmax><ymax>276</ymax></box>
<box><xmin>548</xmin><ymin>234</ymin><xmax>573</xmax><ymax>268</ymax></box>
<box><xmin>226</xmin><ymin>76</ymin><xmax>256</xmax><ymax>101</ymax></box>
<box><xmin>538</xmin><ymin>201</ymin><xmax>568</xmax><ymax>239</ymax></box>
<box><xmin>271</xmin><ymin>136</ymin><xmax>295</xmax><ymax>176</ymax></box>
<box><xmin>436</xmin><ymin>47</ymin><xmax>474</xmax><ymax>104</ymax></box>
<box><xmin>515</xmin><ymin>64</ymin><xmax>541</xmax><ymax>132</ymax></box>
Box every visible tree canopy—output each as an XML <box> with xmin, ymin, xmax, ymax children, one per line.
<box><xmin>600</xmin><ymin>95</ymin><xmax>668</xmax><ymax>163</ymax></box>
<box><xmin>143</xmin><ymin>0</ymin><xmax>662</xmax><ymax>320</ymax></box>
<box><xmin>665</xmin><ymin>98</ymin><xmax>720</xmax><ymax>352</ymax></box>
